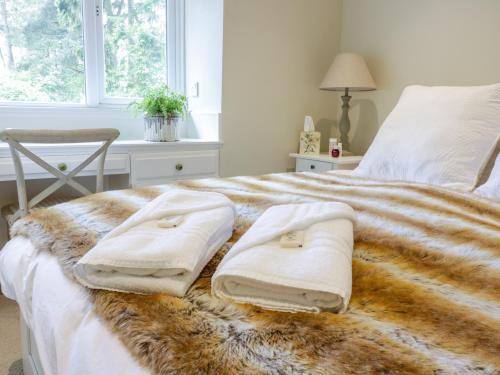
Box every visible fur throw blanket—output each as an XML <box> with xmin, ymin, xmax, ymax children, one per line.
<box><xmin>11</xmin><ymin>172</ymin><xmax>500</xmax><ymax>375</ymax></box>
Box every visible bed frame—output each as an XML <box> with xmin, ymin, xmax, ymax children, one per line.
<box><xmin>20</xmin><ymin>317</ymin><xmax>45</xmax><ymax>375</ymax></box>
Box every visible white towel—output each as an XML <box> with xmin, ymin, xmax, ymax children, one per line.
<box><xmin>74</xmin><ymin>189</ymin><xmax>235</xmax><ymax>296</ymax></box>
<box><xmin>212</xmin><ymin>202</ymin><xmax>356</xmax><ymax>313</ymax></box>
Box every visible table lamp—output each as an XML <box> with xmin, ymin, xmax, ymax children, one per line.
<box><xmin>320</xmin><ymin>53</ymin><xmax>376</xmax><ymax>151</ymax></box>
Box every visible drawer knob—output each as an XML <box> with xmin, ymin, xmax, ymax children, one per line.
<box><xmin>310</xmin><ymin>164</ymin><xmax>315</xmax><ymax>170</ymax></box>
<box><xmin>58</xmin><ymin>162</ymin><xmax>68</xmax><ymax>172</ymax></box>
<box><xmin>175</xmin><ymin>163</ymin><xmax>183</xmax><ymax>171</ymax></box>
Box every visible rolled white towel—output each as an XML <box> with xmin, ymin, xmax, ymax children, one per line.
<box><xmin>74</xmin><ymin>189</ymin><xmax>235</xmax><ymax>296</ymax></box>
<box><xmin>212</xmin><ymin>202</ymin><xmax>356</xmax><ymax>313</ymax></box>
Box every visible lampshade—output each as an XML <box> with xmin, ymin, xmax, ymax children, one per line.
<box><xmin>320</xmin><ymin>53</ymin><xmax>376</xmax><ymax>92</ymax></box>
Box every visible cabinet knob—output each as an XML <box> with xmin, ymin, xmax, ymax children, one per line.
<box><xmin>175</xmin><ymin>163</ymin><xmax>183</xmax><ymax>171</ymax></box>
<box><xmin>58</xmin><ymin>162</ymin><xmax>68</xmax><ymax>172</ymax></box>
<box><xmin>310</xmin><ymin>164</ymin><xmax>315</xmax><ymax>170</ymax></box>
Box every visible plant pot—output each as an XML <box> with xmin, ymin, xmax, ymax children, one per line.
<box><xmin>144</xmin><ymin>115</ymin><xmax>180</xmax><ymax>142</ymax></box>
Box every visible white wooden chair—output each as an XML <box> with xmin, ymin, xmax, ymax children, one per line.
<box><xmin>0</xmin><ymin>128</ymin><xmax>120</xmax><ymax>226</ymax></box>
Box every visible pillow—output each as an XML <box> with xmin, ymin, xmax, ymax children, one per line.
<box><xmin>353</xmin><ymin>84</ymin><xmax>500</xmax><ymax>191</ymax></box>
<box><xmin>474</xmin><ymin>152</ymin><xmax>500</xmax><ymax>200</ymax></box>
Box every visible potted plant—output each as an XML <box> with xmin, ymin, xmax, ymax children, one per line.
<box><xmin>131</xmin><ymin>85</ymin><xmax>187</xmax><ymax>142</ymax></box>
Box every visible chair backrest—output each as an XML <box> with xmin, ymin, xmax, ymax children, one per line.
<box><xmin>0</xmin><ymin>128</ymin><xmax>120</xmax><ymax>222</ymax></box>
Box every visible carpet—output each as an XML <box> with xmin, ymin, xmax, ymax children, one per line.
<box><xmin>0</xmin><ymin>294</ymin><xmax>22</xmax><ymax>375</ymax></box>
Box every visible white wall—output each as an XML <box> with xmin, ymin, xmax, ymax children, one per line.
<box><xmin>340</xmin><ymin>0</ymin><xmax>500</xmax><ymax>155</ymax></box>
<box><xmin>184</xmin><ymin>0</ymin><xmax>224</xmax><ymax>141</ymax></box>
<box><xmin>220</xmin><ymin>0</ymin><xmax>343</xmax><ymax>177</ymax></box>
<box><xmin>185</xmin><ymin>0</ymin><xmax>223</xmax><ymax>114</ymax></box>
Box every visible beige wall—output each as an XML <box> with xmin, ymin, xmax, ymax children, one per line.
<box><xmin>340</xmin><ymin>0</ymin><xmax>500</xmax><ymax>156</ymax></box>
<box><xmin>221</xmin><ymin>0</ymin><xmax>343</xmax><ymax>177</ymax></box>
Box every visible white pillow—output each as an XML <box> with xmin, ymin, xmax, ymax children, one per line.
<box><xmin>353</xmin><ymin>84</ymin><xmax>500</xmax><ymax>191</ymax></box>
<box><xmin>474</xmin><ymin>152</ymin><xmax>500</xmax><ymax>200</ymax></box>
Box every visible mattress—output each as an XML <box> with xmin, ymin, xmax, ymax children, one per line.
<box><xmin>1</xmin><ymin>170</ymin><xmax>499</xmax><ymax>374</ymax></box>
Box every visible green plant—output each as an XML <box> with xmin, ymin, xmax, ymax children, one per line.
<box><xmin>130</xmin><ymin>85</ymin><xmax>187</xmax><ymax>118</ymax></box>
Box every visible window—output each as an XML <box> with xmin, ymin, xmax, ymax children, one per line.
<box><xmin>102</xmin><ymin>1</ymin><xmax>166</xmax><ymax>99</ymax></box>
<box><xmin>0</xmin><ymin>0</ymin><xmax>183</xmax><ymax>106</ymax></box>
<box><xmin>0</xmin><ymin>0</ymin><xmax>85</xmax><ymax>103</ymax></box>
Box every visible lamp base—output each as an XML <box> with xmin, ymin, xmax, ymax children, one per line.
<box><xmin>339</xmin><ymin>88</ymin><xmax>351</xmax><ymax>151</ymax></box>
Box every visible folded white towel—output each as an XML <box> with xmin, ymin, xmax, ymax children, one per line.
<box><xmin>74</xmin><ymin>189</ymin><xmax>235</xmax><ymax>296</ymax></box>
<box><xmin>212</xmin><ymin>202</ymin><xmax>356</xmax><ymax>313</ymax></box>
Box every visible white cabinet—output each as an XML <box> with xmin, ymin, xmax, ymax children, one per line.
<box><xmin>290</xmin><ymin>153</ymin><xmax>362</xmax><ymax>172</ymax></box>
<box><xmin>295</xmin><ymin>158</ymin><xmax>333</xmax><ymax>173</ymax></box>
<box><xmin>131</xmin><ymin>150</ymin><xmax>219</xmax><ymax>187</ymax></box>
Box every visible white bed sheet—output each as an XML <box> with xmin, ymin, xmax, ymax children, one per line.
<box><xmin>0</xmin><ymin>236</ymin><xmax>149</xmax><ymax>375</ymax></box>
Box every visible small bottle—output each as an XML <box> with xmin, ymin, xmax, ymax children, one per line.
<box><xmin>328</xmin><ymin>138</ymin><xmax>338</xmax><ymax>157</ymax></box>
<box><xmin>331</xmin><ymin>143</ymin><xmax>340</xmax><ymax>158</ymax></box>
<box><xmin>338</xmin><ymin>143</ymin><xmax>343</xmax><ymax>158</ymax></box>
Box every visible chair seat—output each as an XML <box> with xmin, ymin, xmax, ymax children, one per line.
<box><xmin>1</xmin><ymin>196</ymin><xmax>73</xmax><ymax>227</ymax></box>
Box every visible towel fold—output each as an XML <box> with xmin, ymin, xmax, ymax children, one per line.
<box><xmin>74</xmin><ymin>189</ymin><xmax>235</xmax><ymax>296</ymax></box>
<box><xmin>212</xmin><ymin>202</ymin><xmax>356</xmax><ymax>313</ymax></box>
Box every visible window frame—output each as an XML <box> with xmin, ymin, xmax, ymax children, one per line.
<box><xmin>0</xmin><ymin>0</ymin><xmax>185</xmax><ymax>110</ymax></box>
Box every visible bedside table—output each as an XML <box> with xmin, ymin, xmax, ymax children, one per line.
<box><xmin>289</xmin><ymin>153</ymin><xmax>362</xmax><ymax>172</ymax></box>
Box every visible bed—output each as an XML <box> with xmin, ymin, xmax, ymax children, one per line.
<box><xmin>1</xmin><ymin>170</ymin><xmax>499</xmax><ymax>375</ymax></box>
<box><xmin>2</xmin><ymin>82</ymin><xmax>500</xmax><ymax>375</ymax></box>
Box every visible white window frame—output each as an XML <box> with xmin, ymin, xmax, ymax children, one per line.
<box><xmin>0</xmin><ymin>0</ymin><xmax>185</xmax><ymax>110</ymax></box>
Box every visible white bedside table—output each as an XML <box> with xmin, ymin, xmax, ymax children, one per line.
<box><xmin>289</xmin><ymin>153</ymin><xmax>362</xmax><ymax>172</ymax></box>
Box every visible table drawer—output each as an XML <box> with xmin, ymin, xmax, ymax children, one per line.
<box><xmin>0</xmin><ymin>153</ymin><xmax>130</xmax><ymax>181</ymax></box>
<box><xmin>131</xmin><ymin>150</ymin><xmax>219</xmax><ymax>187</ymax></box>
<box><xmin>296</xmin><ymin>158</ymin><xmax>333</xmax><ymax>172</ymax></box>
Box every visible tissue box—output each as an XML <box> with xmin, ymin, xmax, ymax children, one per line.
<box><xmin>299</xmin><ymin>131</ymin><xmax>320</xmax><ymax>155</ymax></box>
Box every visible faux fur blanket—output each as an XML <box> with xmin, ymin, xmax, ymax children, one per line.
<box><xmin>11</xmin><ymin>172</ymin><xmax>500</xmax><ymax>375</ymax></box>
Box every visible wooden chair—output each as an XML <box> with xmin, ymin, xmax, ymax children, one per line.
<box><xmin>0</xmin><ymin>128</ymin><xmax>120</xmax><ymax>227</ymax></box>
